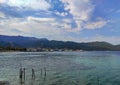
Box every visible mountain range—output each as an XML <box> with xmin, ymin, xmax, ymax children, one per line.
<box><xmin>0</xmin><ymin>35</ymin><xmax>120</xmax><ymax>51</ymax></box>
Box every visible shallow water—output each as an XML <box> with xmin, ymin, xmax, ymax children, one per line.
<box><xmin>0</xmin><ymin>51</ymin><xmax>120</xmax><ymax>85</ymax></box>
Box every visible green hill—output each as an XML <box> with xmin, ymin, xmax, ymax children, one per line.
<box><xmin>0</xmin><ymin>35</ymin><xmax>120</xmax><ymax>51</ymax></box>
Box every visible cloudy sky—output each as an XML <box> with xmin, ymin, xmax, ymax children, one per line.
<box><xmin>0</xmin><ymin>0</ymin><xmax>120</xmax><ymax>44</ymax></box>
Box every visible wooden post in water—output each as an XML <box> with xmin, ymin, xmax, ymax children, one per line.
<box><xmin>41</xmin><ymin>68</ymin><xmax>43</xmax><ymax>76</ymax></box>
<box><xmin>43</xmin><ymin>67</ymin><xmax>46</xmax><ymax>80</ymax></box>
<box><xmin>44</xmin><ymin>67</ymin><xmax>46</xmax><ymax>77</ymax></box>
<box><xmin>32</xmin><ymin>68</ymin><xmax>35</xmax><ymax>80</ymax></box>
<box><xmin>97</xmin><ymin>76</ymin><xmax>100</xmax><ymax>85</ymax></box>
<box><xmin>19</xmin><ymin>68</ymin><xmax>23</xmax><ymax>84</ymax></box>
<box><xmin>23</xmin><ymin>68</ymin><xmax>25</xmax><ymax>82</ymax></box>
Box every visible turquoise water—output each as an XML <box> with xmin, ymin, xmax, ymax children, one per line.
<box><xmin>0</xmin><ymin>51</ymin><xmax>120</xmax><ymax>85</ymax></box>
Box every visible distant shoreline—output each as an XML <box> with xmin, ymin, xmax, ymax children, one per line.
<box><xmin>0</xmin><ymin>50</ymin><xmax>120</xmax><ymax>52</ymax></box>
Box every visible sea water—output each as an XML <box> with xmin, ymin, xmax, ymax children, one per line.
<box><xmin>0</xmin><ymin>51</ymin><xmax>120</xmax><ymax>85</ymax></box>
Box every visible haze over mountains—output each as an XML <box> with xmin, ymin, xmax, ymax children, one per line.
<box><xmin>0</xmin><ymin>35</ymin><xmax>120</xmax><ymax>51</ymax></box>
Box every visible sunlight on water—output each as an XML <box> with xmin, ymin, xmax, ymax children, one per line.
<box><xmin>0</xmin><ymin>51</ymin><xmax>120</xmax><ymax>85</ymax></box>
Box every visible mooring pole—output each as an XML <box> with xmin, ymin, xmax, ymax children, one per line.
<box><xmin>41</xmin><ymin>68</ymin><xmax>43</xmax><ymax>76</ymax></box>
<box><xmin>32</xmin><ymin>68</ymin><xmax>35</xmax><ymax>80</ymax></box>
<box><xmin>23</xmin><ymin>68</ymin><xmax>25</xmax><ymax>82</ymax></box>
<box><xmin>19</xmin><ymin>68</ymin><xmax>23</xmax><ymax>84</ymax></box>
<box><xmin>97</xmin><ymin>76</ymin><xmax>100</xmax><ymax>85</ymax></box>
<box><xmin>44</xmin><ymin>67</ymin><xmax>46</xmax><ymax>77</ymax></box>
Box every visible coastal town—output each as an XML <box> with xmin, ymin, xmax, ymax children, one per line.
<box><xmin>26</xmin><ymin>48</ymin><xmax>83</xmax><ymax>52</ymax></box>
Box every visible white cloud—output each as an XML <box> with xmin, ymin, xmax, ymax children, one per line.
<box><xmin>62</xmin><ymin>19</ymin><xmax>72</xmax><ymax>23</ymax></box>
<box><xmin>0</xmin><ymin>0</ymin><xmax>5</xmax><ymax>3</ymax></box>
<box><xmin>63</xmin><ymin>0</ymin><xmax>94</xmax><ymax>20</ymax></box>
<box><xmin>0</xmin><ymin>17</ymin><xmax>67</xmax><ymax>39</ymax></box>
<box><xmin>61</xmin><ymin>0</ymin><xmax>94</xmax><ymax>31</ymax></box>
<box><xmin>0</xmin><ymin>0</ymin><xmax>108</xmax><ymax>33</ymax></box>
<box><xmin>55</xmin><ymin>11</ymin><xmax>68</xmax><ymax>16</ymax></box>
<box><xmin>85</xmin><ymin>20</ymin><xmax>107</xmax><ymax>29</ymax></box>
<box><xmin>27</xmin><ymin>16</ymin><xmax>55</xmax><ymax>22</ymax></box>
<box><xmin>0</xmin><ymin>12</ymin><xmax>5</xmax><ymax>18</ymax></box>
<box><xmin>0</xmin><ymin>0</ymin><xmax>51</xmax><ymax>10</ymax></box>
